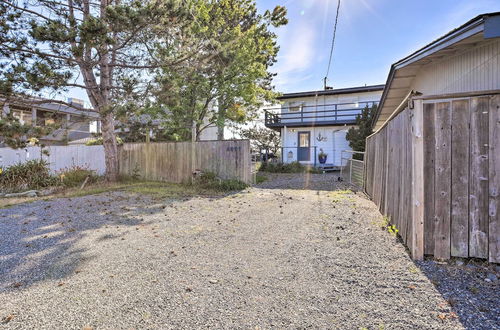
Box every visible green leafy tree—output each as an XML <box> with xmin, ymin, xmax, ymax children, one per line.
<box><xmin>155</xmin><ymin>0</ymin><xmax>287</xmax><ymax>141</ymax></box>
<box><xmin>0</xmin><ymin>0</ymin><xmax>200</xmax><ymax>181</ymax></box>
<box><xmin>346</xmin><ymin>104</ymin><xmax>377</xmax><ymax>159</ymax></box>
<box><xmin>239</xmin><ymin>125</ymin><xmax>280</xmax><ymax>154</ymax></box>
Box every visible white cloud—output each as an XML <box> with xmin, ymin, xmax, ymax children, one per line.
<box><xmin>276</xmin><ymin>22</ymin><xmax>316</xmax><ymax>73</ymax></box>
<box><xmin>272</xmin><ymin>21</ymin><xmax>317</xmax><ymax>90</ymax></box>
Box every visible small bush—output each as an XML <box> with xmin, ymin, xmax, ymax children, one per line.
<box><xmin>259</xmin><ymin>161</ymin><xmax>306</xmax><ymax>173</ymax></box>
<box><xmin>85</xmin><ymin>136</ymin><xmax>123</xmax><ymax>146</ymax></box>
<box><xmin>255</xmin><ymin>174</ymin><xmax>267</xmax><ymax>184</ymax></box>
<box><xmin>0</xmin><ymin>159</ymin><xmax>58</xmax><ymax>192</ymax></box>
<box><xmin>192</xmin><ymin>172</ymin><xmax>248</xmax><ymax>191</ymax></box>
<box><xmin>58</xmin><ymin>166</ymin><xmax>99</xmax><ymax>187</ymax></box>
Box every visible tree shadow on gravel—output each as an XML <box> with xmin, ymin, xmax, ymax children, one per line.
<box><xmin>0</xmin><ymin>190</ymin><xmax>228</xmax><ymax>293</ymax></box>
<box><xmin>414</xmin><ymin>257</ymin><xmax>500</xmax><ymax>330</ymax></box>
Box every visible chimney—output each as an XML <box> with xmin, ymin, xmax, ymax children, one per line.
<box><xmin>67</xmin><ymin>98</ymin><xmax>85</xmax><ymax>108</ymax></box>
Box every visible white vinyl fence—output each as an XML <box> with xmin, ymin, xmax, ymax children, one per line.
<box><xmin>0</xmin><ymin>145</ymin><xmax>106</xmax><ymax>175</ymax></box>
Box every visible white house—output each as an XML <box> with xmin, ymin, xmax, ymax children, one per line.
<box><xmin>1</xmin><ymin>97</ymin><xmax>99</xmax><ymax>146</ymax></box>
<box><xmin>264</xmin><ymin>85</ymin><xmax>384</xmax><ymax>167</ymax></box>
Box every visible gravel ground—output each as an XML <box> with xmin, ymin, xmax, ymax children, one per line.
<box><xmin>0</xmin><ymin>173</ymin><xmax>490</xmax><ymax>329</ymax></box>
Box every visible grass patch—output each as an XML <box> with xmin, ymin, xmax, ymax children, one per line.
<box><xmin>328</xmin><ymin>189</ymin><xmax>353</xmax><ymax>203</ymax></box>
<box><xmin>0</xmin><ymin>177</ymin><xmax>245</xmax><ymax>209</ymax></box>
<box><xmin>255</xmin><ymin>174</ymin><xmax>267</xmax><ymax>184</ymax></box>
<box><xmin>58</xmin><ymin>166</ymin><xmax>99</xmax><ymax>188</ymax></box>
<box><xmin>190</xmin><ymin>172</ymin><xmax>248</xmax><ymax>192</ymax></box>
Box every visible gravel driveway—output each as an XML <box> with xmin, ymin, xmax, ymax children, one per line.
<box><xmin>0</xmin><ymin>173</ymin><xmax>485</xmax><ymax>329</ymax></box>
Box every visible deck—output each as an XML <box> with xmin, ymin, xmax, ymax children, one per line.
<box><xmin>264</xmin><ymin>101</ymin><xmax>377</xmax><ymax>129</ymax></box>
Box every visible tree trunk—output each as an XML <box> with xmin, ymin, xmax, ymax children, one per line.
<box><xmin>217</xmin><ymin>123</ymin><xmax>224</xmax><ymax>140</ymax></box>
<box><xmin>101</xmin><ymin>111</ymin><xmax>119</xmax><ymax>181</ymax></box>
<box><xmin>216</xmin><ymin>104</ymin><xmax>226</xmax><ymax>140</ymax></box>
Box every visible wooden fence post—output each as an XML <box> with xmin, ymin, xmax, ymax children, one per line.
<box><xmin>191</xmin><ymin>122</ymin><xmax>197</xmax><ymax>176</ymax></box>
<box><xmin>411</xmin><ymin>99</ymin><xmax>424</xmax><ymax>260</ymax></box>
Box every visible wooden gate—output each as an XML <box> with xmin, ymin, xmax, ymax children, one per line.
<box><xmin>365</xmin><ymin>94</ymin><xmax>500</xmax><ymax>263</ymax></box>
<box><xmin>423</xmin><ymin>96</ymin><xmax>499</xmax><ymax>262</ymax></box>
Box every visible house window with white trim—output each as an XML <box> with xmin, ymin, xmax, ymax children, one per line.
<box><xmin>288</xmin><ymin>102</ymin><xmax>303</xmax><ymax>112</ymax></box>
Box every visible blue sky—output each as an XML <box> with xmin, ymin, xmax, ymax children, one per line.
<box><xmin>259</xmin><ymin>0</ymin><xmax>500</xmax><ymax>93</ymax></box>
<box><xmin>65</xmin><ymin>0</ymin><xmax>500</xmax><ymax>103</ymax></box>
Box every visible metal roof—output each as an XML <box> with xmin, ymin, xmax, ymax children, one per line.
<box><xmin>277</xmin><ymin>84</ymin><xmax>385</xmax><ymax>100</ymax></box>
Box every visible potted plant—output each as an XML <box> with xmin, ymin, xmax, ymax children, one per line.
<box><xmin>318</xmin><ymin>148</ymin><xmax>327</xmax><ymax>164</ymax></box>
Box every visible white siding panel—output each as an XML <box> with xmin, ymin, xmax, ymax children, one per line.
<box><xmin>0</xmin><ymin>145</ymin><xmax>106</xmax><ymax>175</ymax></box>
<box><xmin>411</xmin><ymin>39</ymin><xmax>500</xmax><ymax>95</ymax></box>
<box><xmin>281</xmin><ymin>125</ymin><xmax>353</xmax><ymax>166</ymax></box>
<box><xmin>332</xmin><ymin>130</ymin><xmax>351</xmax><ymax>166</ymax></box>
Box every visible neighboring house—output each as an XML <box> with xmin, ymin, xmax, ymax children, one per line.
<box><xmin>365</xmin><ymin>12</ymin><xmax>500</xmax><ymax>263</ymax></box>
<box><xmin>197</xmin><ymin>119</ymin><xmax>220</xmax><ymax>141</ymax></box>
<box><xmin>1</xmin><ymin>97</ymin><xmax>99</xmax><ymax>146</ymax></box>
<box><xmin>264</xmin><ymin>85</ymin><xmax>384</xmax><ymax>168</ymax></box>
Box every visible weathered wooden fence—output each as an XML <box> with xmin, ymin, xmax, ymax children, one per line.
<box><xmin>0</xmin><ymin>145</ymin><xmax>106</xmax><ymax>174</ymax></box>
<box><xmin>365</xmin><ymin>95</ymin><xmax>500</xmax><ymax>263</ymax></box>
<box><xmin>365</xmin><ymin>109</ymin><xmax>415</xmax><ymax>254</ymax></box>
<box><xmin>119</xmin><ymin>140</ymin><xmax>252</xmax><ymax>184</ymax></box>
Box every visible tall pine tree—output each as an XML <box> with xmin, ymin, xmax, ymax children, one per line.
<box><xmin>0</xmin><ymin>0</ymin><xmax>204</xmax><ymax>180</ymax></box>
<box><xmin>346</xmin><ymin>104</ymin><xmax>377</xmax><ymax>159</ymax></box>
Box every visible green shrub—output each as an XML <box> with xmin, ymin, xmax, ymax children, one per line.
<box><xmin>307</xmin><ymin>167</ymin><xmax>323</xmax><ymax>174</ymax></box>
<box><xmin>255</xmin><ymin>174</ymin><xmax>267</xmax><ymax>183</ymax></box>
<box><xmin>192</xmin><ymin>172</ymin><xmax>248</xmax><ymax>191</ymax></box>
<box><xmin>259</xmin><ymin>161</ymin><xmax>305</xmax><ymax>173</ymax></box>
<box><xmin>85</xmin><ymin>136</ymin><xmax>123</xmax><ymax>146</ymax></box>
<box><xmin>58</xmin><ymin>166</ymin><xmax>99</xmax><ymax>187</ymax></box>
<box><xmin>0</xmin><ymin>159</ymin><xmax>59</xmax><ymax>192</ymax></box>
<box><xmin>259</xmin><ymin>161</ymin><xmax>324</xmax><ymax>174</ymax></box>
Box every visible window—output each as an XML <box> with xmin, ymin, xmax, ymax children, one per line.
<box><xmin>288</xmin><ymin>102</ymin><xmax>303</xmax><ymax>112</ymax></box>
<box><xmin>37</xmin><ymin>110</ymin><xmax>63</xmax><ymax>126</ymax></box>
<box><xmin>11</xmin><ymin>108</ymin><xmax>33</xmax><ymax>125</ymax></box>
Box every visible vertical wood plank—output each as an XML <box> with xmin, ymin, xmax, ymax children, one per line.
<box><xmin>451</xmin><ymin>99</ymin><xmax>470</xmax><ymax>257</ymax></box>
<box><xmin>117</xmin><ymin>141</ymin><xmax>252</xmax><ymax>184</ymax></box>
<box><xmin>411</xmin><ymin>100</ymin><xmax>424</xmax><ymax>260</ymax></box>
<box><xmin>489</xmin><ymin>94</ymin><xmax>500</xmax><ymax>263</ymax></box>
<box><xmin>470</xmin><ymin>96</ymin><xmax>489</xmax><ymax>259</ymax></box>
<box><xmin>434</xmin><ymin>101</ymin><xmax>451</xmax><ymax>260</ymax></box>
<box><xmin>423</xmin><ymin>103</ymin><xmax>436</xmax><ymax>255</ymax></box>
<box><xmin>400</xmin><ymin>110</ymin><xmax>410</xmax><ymax>244</ymax></box>
<box><xmin>405</xmin><ymin>109</ymin><xmax>414</xmax><ymax>249</ymax></box>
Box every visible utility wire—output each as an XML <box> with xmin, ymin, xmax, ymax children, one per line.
<box><xmin>324</xmin><ymin>0</ymin><xmax>341</xmax><ymax>88</ymax></box>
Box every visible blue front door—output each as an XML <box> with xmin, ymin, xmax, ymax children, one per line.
<box><xmin>297</xmin><ymin>132</ymin><xmax>310</xmax><ymax>161</ymax></box>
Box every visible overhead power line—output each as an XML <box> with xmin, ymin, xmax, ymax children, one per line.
<box><xmin>324</xmin><ymin>0</ymin><xmax>341</xmax><ymax>89</ymax></box>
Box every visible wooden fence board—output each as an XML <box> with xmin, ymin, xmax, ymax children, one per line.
<box><xmin>385</xmin><ymin>120</ymin><xmax>394</xmax><ymax>223</ymax></box>
<box><xmin>411</xmin><ymin>100</ymin><xmax>425</xmax><ymax>260</ymax></box>
<box><xmin>451</xmin><ymin>99</ymin><xmax>470</xmax><ymax>257</ymax></box>
<box><xmin>423</xmin><ymin>103</ymin><xmax>436</xmax><ymax>255</ymax></box>
<box><xmin>365</xmin><ymin>95</ymin><xmax>499</xmax><ymax>262</ymax></box>
<box><xmin>406</xmin><ymin>109</ymin><xmax>414</xmax><ymax>249</ymax></box>
<box><xmin>400</xmin><ymin>112</ymin><xmax>409</xmax><ymax>244</ymax></box>
<box><xmin>119</xmin><ymin>140</ymin><xmax>251</xmax><ymax>184</ymax></box>
<box><xmin>397</xmin><ymin>115</ymin><xmax>404</xmax><ymax>233</ymax></box>
<box><xmin>470</xmin><ymin>97</ymin><xmax>490</xmax><ymax>259</ymax></box>
<box><xmin>434</xmin><ymin>102</ymin><xmax>452</xmax><ymax>259</ymax></box>
<box><xmin>489</xmin><ymin>95</ymin><xmax>500</xmax><ymax>263</ymax></box>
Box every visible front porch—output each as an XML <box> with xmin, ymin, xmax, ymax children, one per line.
<box><xmin>280</xmin><ymin>146</ymin><xmax>339</xmax><ymax>171</ymax></box>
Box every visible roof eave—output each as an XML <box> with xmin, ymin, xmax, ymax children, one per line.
<box><xmin>277</xmin><ymin>84</ymin><xmax>385</xmax><ymax>100</ymax></box>
<box><xmin>372</xmin><ymin>12</ymin><xmax>500</xmax><ymax>129</ymax></box>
